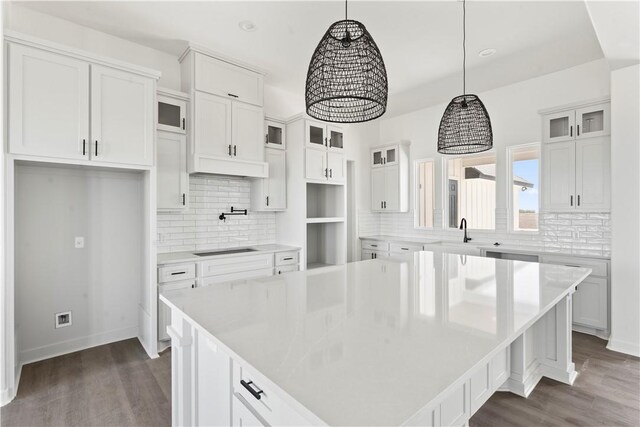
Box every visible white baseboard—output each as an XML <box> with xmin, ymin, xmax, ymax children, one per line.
<box><xmin>607</xmin><ymin>337</ymin><xmax>640</xmax><ymax>357</ymax></box>
<box><xmin>0</xmin><ymin>363</ymin><xmax>22</xmax><ymax>407</ymax></box>
<box><xmin>19</xmin><ymin>326</ymin><xmax>138</xmax><ymax>365</ymax></box>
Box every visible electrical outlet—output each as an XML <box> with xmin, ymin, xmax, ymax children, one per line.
<box><xmin>55</xmin><ymin>311</ymin><xmax>72</xmax><ymax>329</ymax></box>
<box><xmin>74</xmin><ymin>236</ymin><xmax>84</xmax><ymax>248</ymax></box>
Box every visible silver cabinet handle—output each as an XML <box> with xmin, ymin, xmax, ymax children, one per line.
<box><xmin>95</xmin><ymin>140</ymin><xmax>99</xmax><ymax>156</ymax></box>
<box><xmin>228</xmin><ymin>145</ymin><xmax>232</xmax><ymax>156</ymax></box>
<box><xmin>283</xmin><ymin>257</ymin><xmax>293</xmax><ymax>261</ymax></box>
<box><xmin>233</xmin><ymin>145</ymin><xmax>237</xmax><ymax>156</ymax></box>
<box><xmin>329</xmin><ymin>169</ymin><xmax>333</xmax><ymax>178</ymax></box>
<box><xmin>577</xmin><ymin>195</ymin><xmax>581</xmax><ymax>206</ymax></box>
<box><xmin>570</xmin><ymin>125</ymin><xmax>573</xmax><ymax>137</ymax></box>
<box><xmin>570</xmin><ymin>195</ymin><xmax>573</xmax><ymax>206</ymax></box>
<box><xmin>266</xmin><ymin>196</ymin><xmax>269</xmax><ymax>206</ymax></box>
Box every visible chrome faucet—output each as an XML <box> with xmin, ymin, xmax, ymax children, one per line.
<box><xmin>459</xmin><ymin>218</ymin><xmax>472</xmax><ymax>243</ymax></box>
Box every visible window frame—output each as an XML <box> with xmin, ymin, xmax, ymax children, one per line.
<box><xmin>413</xmin><ymin>158</ymin><xmax>436</xmax><ymax>230</ymax></box>
<box><xmin>506</xmin><ymin>142</ymin><xmax>541</xmax><ymax>234</ymax></box>
<box><xmin>443</xmin><ymin>152</ymin><xmax>498</xmax><ymax>232</ymax></box>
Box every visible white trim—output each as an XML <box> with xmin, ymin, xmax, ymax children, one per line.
<box><xmin>157</xmin><ymin>87</ymin><xmax>190</xmax><ymax>101</ymax></box>
<box><xmin>178</xmin><ymin>42</ymin><xmax>267</xmax><ymax>75</ymax></box>
<box><xmin>607</xmin><ymin>337</ymin><xmax>640</xmax><ymax>357</ymax></box>
<box><xmin>4</xmin><ymin>30</ymin><xmax>161</xmax><ymax>79</ymax></box>
<box><xmin>0</xmin><ymin>364</ymin><xmax>20</xmax><ymax>407</ymax></box>
<box><xmin>19</xmin><ymin>326</ymin><xmax>138</xmax><ymax>366</ymax></box>
<box><xmin>506</xmin><ymin>142</ymin><xmax>541</xmax><ymax>235</ymax></box>
<box><xmin>9</xmin><ymin>153</ymin><xmax>153</xmax><ymax>172</ymax></box>
<box><xmin>538</xmin><ymin>96</ymin><xmax>610</xmax><ymax>115</ymax></box>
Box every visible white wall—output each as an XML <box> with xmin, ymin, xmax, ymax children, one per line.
<box><xmin>14</xmin><ymin>165</ymin><xmax>144</xmax><ymax>363</ymax></box>
<box><xmin>609</xmin><ymin>64</ymin><xmax>640</xmax><ymax>357</ymax></box>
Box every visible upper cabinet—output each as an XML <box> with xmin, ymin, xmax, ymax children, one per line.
<box><xmin>180</xmin><ymin>46</ymin><xmax>267</xmax><ymax>178</ymax></box>
<box><xmin>370</xmin><ymin>141</ymin><xmax>410</xmax><ymax>212</ymax></box>
<box><xmin>541</xmin><ymin>100</ymin><xmax>610</xmax><ymax>212</ymax></box>
<box><xmin>543</xmin><ymin>101</ymin><xmax>610</xmax><ymax>143</ymax></box>
<box><xmin>7</xmin><ymin>38</ymin><xmax>158</xmax><ymax>167</ymax></box>
<box><xmin>303</xmin><ymin>120</ymin><xmax>344</xmax><ymax>184</ymax></box>
<box><xmin>265</xmin><ymin>119</ymin><xmax>286</xmax><ymax>150</ymax></box>
<box><xmin>157</xmin><ymin>89</ymin><xmax>190</xmax><ymax>211</ymax></box>
<box><xmin>305</xmin><ymin>121</ymin><xmax>344</xmax><ymax>152</ymax></box>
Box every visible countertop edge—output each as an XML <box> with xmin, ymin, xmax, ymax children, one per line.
<box><xmin>157</xmin><ymin>244</ymin><xmax>302</xmax><ymax>265</ymax></box>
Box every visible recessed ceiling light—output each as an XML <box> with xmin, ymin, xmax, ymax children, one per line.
<box><xmin>239</xmin><ymin>20</ymin><xmax>257</xmax><ymax>32</ymax></box>
<box><xmin>478</xmin><ymin>48</ymin><xmax>496</xmax><ymax>58</ymax></box>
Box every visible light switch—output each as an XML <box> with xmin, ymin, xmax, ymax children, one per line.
<box><xmin>75</xmin><ymin>236</ymin><xmax>84</xmax><ymax>248</ymax></box>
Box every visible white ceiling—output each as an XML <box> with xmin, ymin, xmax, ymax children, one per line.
<box><xmin>18</xmin><ymin>1</ymin><xmax>605</xmax><ymax>114</ymax></box>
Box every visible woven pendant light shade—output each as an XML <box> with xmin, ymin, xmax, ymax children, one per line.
<box><xmin>305</xmin><ymin>19</ymin><xmax>388</xmax><ymax>123</ymax></box>
<box><xmin>438</xmin><ymin>94</ymin><xmax>493</xmax><ymax>155</ymax></box>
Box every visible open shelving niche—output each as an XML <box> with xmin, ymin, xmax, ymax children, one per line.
<box><xmin>306</xmin><ymin>183</ymin><xmax>345</xmax><ymax>223</ymax></box>
<box><xmin>305</xmin><ymin>183</ymin><xmax>346</xmax><ymax>269</ymax></box>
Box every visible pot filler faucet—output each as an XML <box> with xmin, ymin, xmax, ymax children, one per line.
<box><xmin>459</xmin><ymin>218</ymin><xmax>472</xmax><ymax>243</ymax></box>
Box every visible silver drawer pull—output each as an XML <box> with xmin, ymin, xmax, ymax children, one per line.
<box><xmin>171</xmin><ymin>271</ymin><xmax>186</xmax><ymax>275</ymax></box>
<box><xmin>282</xmin><ymin>257</ymin><xmax>293</xmax><ymax>261</ymax></box>
<box><xmin>401</xmin><ymin>248</ymin><xmax>409</xmax><ymax>251</ymax></box>
<box><xmin>370</xmin><ymin>244</ymin><xmax>378</xmax><ymax>247</ymax></box>
<box><xmin>240</xmin><ymin>380</ymin><xmax>264</xmax><ymax>400</ymax></box>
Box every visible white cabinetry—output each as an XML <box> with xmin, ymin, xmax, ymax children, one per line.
<box><xmin>157</xmin><ymin>89</ymin><xmax>189</xmax><ymax>211</ymax></box>
<box><xmin>251</xmin><ymin>148</ymin><xmax>287</xmax><ymax>211</ymax></box>
<box><xmin>304</xmin><ymin>120</ymin><xmax>344</xmax><ymax>183</ymax></box>
<box><xmin>370</xmin><ymin>141</ymin><xmax>410</xmax><ymax>212</ymax></box>
<box><xmin>8</xmin><ymin>42</ymin><xmax>156</xmax><ymax>167</ymax></box>
<box><xmin>8</xmin><ymin>43</ymin><xmax>89</xmax><ymax>160</ymax></box>
<box><xmin>541</xmin><ymin>101</ymin><xmax>610</xmax><ymax>212</ymax></box>
<box><xmin>181</xmin><ymin>46</ymin><xmax>267</xmax><ymax>177</ymax></box>
<box><xmin>265</xmin><ymin>118</ymin><xmax>286</xmax><ymax>149</ymax></box>
<box><xmin>157</xmin><ymin>131</ymin><xmax>188</xmax><ymax>210</ymax></box>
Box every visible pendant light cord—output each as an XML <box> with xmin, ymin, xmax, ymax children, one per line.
<box><xmin>345</xmin><ymin>0</ymin><xmax>348</xmax><ymax>21</ymax></box>
<box><xmin>463</xmin><ymin>0</ymin><xmax>466</xmax><ymax>96</ymax></box>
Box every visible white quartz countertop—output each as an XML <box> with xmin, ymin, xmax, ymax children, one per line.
<box><xmin>161</xmin><ymin>253</ymin><xmax>591</xmax><ymax>426</ymax></box>
<box><xmin>360</xmin><ymin>235</ymin><xmax>611</xmax><ymax>260</ymax></box>
<box><xmin>157</xmin><ymin>244</ymin><xmax>300</xmax><ymax>265</ymax></box>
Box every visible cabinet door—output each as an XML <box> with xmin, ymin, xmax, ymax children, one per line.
<box><xmin>576</xmin><ymin>103</ymin><xmax>610</xmax><ymax>139</ymax></box>
<box><xmin>385</xmin><ymin>165</ymin><xmax>400</xmax><ymax>211</ymax></box>
<box><xmin>371</xmin><ymin>148</ymin><xmax>385</xmax><ymax>168</ymax></box>
<box><xmin>90</xmin><ymin>65</ymin><xmax>154</xmax><ymax>165</ymax></box>
<box><xmin>232</xmin><ymin>102</ymin><xmax>264</xmax><ymax>162</ymax></box>
<box><xmin>194</xmin><ymin>92</ymin><xmax>232</xmax><ymax>158</ymax></box>
<box><xmin>157</xmin><ymin>131</ymin><xmax>188</xmax><ymax>210</ymax></box>
<box><xmin>543</xmin><ymin>110</ymin><xmax>575</xmax><ymax>143</ymax></box>
<box><xmin>573</xmin><ymin>277</ymin><xmax>607</xmax><ymax>329</ymax></box>
<box><xmin>306</xmin><ymin>121</ymin><xmax>326</xmax><ymax>149</ymax></box>
<box><xmin>305</xmin><ymin>148</ymin><xmax>327</xmax><ymax>181</ymax></box>
<box><xmin>327</xmin><ymin>152</ymin><xmax>345</xmax><ymax>182</ymax></box>
<box><xmin>8</xmin><ymin>44</ymin><xmax>90</xmax><ymax>160</ymax></box>
<box><xmin>194</xmin><ymin>52</ymin><xmax>263</xmax><ymax>106</ymax></box>
<box><xmin>542</xmin><ymin>141</ymin><xmax>576</xmax><ymax>211</ymax></box>
<box><xmin>157</xmin><ymin>94</ymin><xmax>187</xmax><ymax>134</ymax></box>
<box><xmin>371</xmin><ymin>168</ymin><xmax>386</xmax><ymax>211</ymax></box>
<box><xmin>384</xmin><ymin>145</ymin><xmax>399</xmax><ymax>166</ymax></box>
<box><xmin>265</xmin><ymin>149</ymin><xmax>286</xmax><ymax>210</ymax></box>
<box><xmin>328</xmin><ymin>126</ymin><xmax>344</xmax><ymax>151</ymax></box>
<box><xmin>265</xmin><ymin>120</ymin><xmax>285</xmax><ymax>149</ymax></box>
<box><xmin>362</xmin><ymin>249</ymin><xmax>375</xmax><ymax>260</ymax></box>
<box><xmin>158</xmin><ymin>279</ymin><xmax>195</xmax><ymax>341</ymax></box>
<box><xmin>575</xmin><ymin>138</ymin><xmax>610</xmax><ymax>211</ymax></box>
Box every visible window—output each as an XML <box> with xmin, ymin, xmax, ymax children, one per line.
<box><xmin>508</xmin><ymin>144</ymin><xmax>540</xmax><ymax>232</ymax></box>
<box><xmin>446</xmin><ymin>154</ymin><xmax>497</xmax><ymax>230</ymax></box>
<box><xmin>415</xmin><ymin>159</ymin><xmax>435</xmax><ymax>228</ymax></box>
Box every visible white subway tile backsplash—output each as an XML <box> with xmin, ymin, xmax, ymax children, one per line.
<box><xmin>157</xmin><ymin>175</ymin><xmax>276</xmax><ymax>253</ymax></box>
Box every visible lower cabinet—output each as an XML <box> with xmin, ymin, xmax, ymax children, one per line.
<box><xmin>158</xmin><ymin>279</ymin><xmax>195</xmax><ymax>341</ymax></box>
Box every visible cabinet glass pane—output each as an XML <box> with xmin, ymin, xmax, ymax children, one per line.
<box><xmin>309</xmin><ymin>125</ymin><xmax>324</xmax><ymax>145</ymax></box>
<box><xmin>267</xmin><ymin>125</ymin><xmax>283</xmax><ymax>145</ymax></box>
<box><xmin>158</xmin><ymin>102</ymin><xmax>181</xmax><ymax>127</ymax></box>
<box><xmin>581</xmin><ymin>110</ymin><xmax>604</xmax><ymax>134</ymax></box>
<box><xmin>373</xmin><ymin>151</ymin><xmax>383</xmax><ymax>165</ymax></box>
<box><xmin>386</xmin><ymin>148</ymin><xmax>396</xmax><ymax>163</ymax></box>
<box><xmin>330</xmin><ymin>130</ymin><xmax>343</xmax><ymax>149</ymax></box>
<box><xmin>549</xmin><ymin>117</ymin><xmax>569</xmax><ymax>138</ymax></box>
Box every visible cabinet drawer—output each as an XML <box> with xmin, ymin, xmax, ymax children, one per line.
<box><xmin>362</xmin><ymin>240</ymin><xmax>389</xmax><ymax>251</ymax></box>
<box><xmin>233</xmin><ymin>362</ymin><xmax>310</xmax><ymax>426</ymax></box>
<box><xmin>573</xmin><ymin>277</ymin><xmax>608</xmax><ymax>329</ymax></box>
<box><xmin>542</xmin><ymin>255</ymin><xmax>608</xmax><ymax>277</ymax></box>
<box><xmin>199</xmin><ymin>253</ymin><xmax>274</xmax><ymax>278</ymax></box>
<box><xmin>275</xmin><ymin>251</ymin><xmax>298</xmax><ymax>266</ymax></box>
<box><xmin>275</xmin><ymin>265</ymin><xmax>298</xmax><ymax>275</ymax></box>
<box><xmin>158</xmin><ymin>263</ymin><xmax>196</xmax><ymax>283</ymax></box>
<box><xmin>389</xmin><ymin>242</ymin><xmax>423</xmax><ymax>253</ymax></box>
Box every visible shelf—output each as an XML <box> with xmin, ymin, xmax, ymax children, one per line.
<box><xmin>306</xmin><ymin>217</ymin><xmax>345</xmax><ymax>224</ymax></box>
<box><xmin>306</xmin><ymin>262</ymin><xmax>333</xmax><ymax>270</ymax></box>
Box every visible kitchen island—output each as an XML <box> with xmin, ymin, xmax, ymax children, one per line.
<box><xmin>161</xmin><ymin>252</ymin><xmax>591</xmax><ymax>426</ymax></box>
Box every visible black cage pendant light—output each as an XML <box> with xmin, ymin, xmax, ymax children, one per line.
<box><xmin>305</xmin><ymin>0</ymin><xmax>388</xmax><ymax>123</ymax></box>
<box><xmin>438</xmin><ymin>0</ymin><xmax>493</xmax><ymax>155</ymax></box>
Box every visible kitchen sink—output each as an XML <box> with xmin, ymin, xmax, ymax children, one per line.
<box><xmin>194</xmin><ymin>248</ymin><xmax>258</xmax><ymax>256</ymax></box>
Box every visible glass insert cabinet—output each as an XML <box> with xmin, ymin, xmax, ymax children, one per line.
<box><xmin>543</xmin><ymin>102</ymin><xmax>610</xmax><ymax>143</ymax></box>
<box><xmin>265</xmin><ymin>119</ymin><xmax>286</xmax><ymax>149</ymax></box>
<box><xmin>305</xmin><ymin>121</ymin><xmax>344</xmax><ymax>152</ymax></box>
<box><xmin>157</xmin><ymin>94</ymin><xmax>187</xmax><ymax>134</ymax></box>
<box><xmin>371</xmin><ymin>144</ymin><xmax>398</xmax><ymax>167</ymax></box>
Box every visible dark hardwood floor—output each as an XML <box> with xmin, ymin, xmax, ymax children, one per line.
<box><xmin>2</xmin><ymin>332</ymin><xmax>638</xmax><ymax>426</ymax></box>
